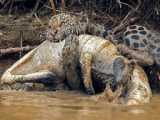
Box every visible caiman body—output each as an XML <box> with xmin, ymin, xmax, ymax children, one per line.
<box><xmin>1</xmin><ymin>34</ymin><xmax>152</xmax><ymax>105</ymax></box>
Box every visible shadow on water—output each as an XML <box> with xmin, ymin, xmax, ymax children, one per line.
<box><xmin>0</xmin><ymin>59</ymin><xmax>160</xmax><ymax>120</ymax></box>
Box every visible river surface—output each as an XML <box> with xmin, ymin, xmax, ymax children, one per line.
<box><xmin>0</xmin><ymin>91</ymin><xmax>159</xmax><ymax>120</ymax></box>
<box><xmin>0</xmin><ymin>59</ymin><xmax>160</xmax><ymax>120</ymax></box>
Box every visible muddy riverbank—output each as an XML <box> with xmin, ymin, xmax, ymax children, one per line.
<box><xmin>0</xmin><ymin>1</ymin><xmax>160</xmax><ymax>119</ymax></box>
<box><xmin>0</xmin><ymin>14</ymin><xmax>49</xmax><ymax>48</ymax></box>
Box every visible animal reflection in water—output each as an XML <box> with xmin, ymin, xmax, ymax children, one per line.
<box><xmin>1</xmin><ymin>34</ymin><xmax>152</xmax><ymax>105</ymax></box>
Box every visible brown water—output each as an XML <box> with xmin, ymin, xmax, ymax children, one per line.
<box><xmin>0</xmin><ymin>91</ymin><xmax>159</xmax><ymax>120</ymax></box>
<box><xmin>0</xmin><ymin>59</ymin><xmax>160</xmax><ymax>120</ymax></box>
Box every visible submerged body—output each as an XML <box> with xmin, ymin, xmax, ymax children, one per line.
<box><xmin>1</xmin><ymin>34</ymin><xmax>152</xmax><ymax>105</ymax></box>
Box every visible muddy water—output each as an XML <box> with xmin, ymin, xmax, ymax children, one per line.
<box><xmin>0</xmin><ymin>59</ymin><xmax>160</xmax><ymax>120</ymax></box>
<box><xmin>0</xmin><ymin>91</ymin><xmax>159</xmax><ymax>120</ymax></box>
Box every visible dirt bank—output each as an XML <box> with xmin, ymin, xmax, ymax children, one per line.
<box><xmin>0</xmin><ymin>14</ymin><xmax>49</xmax><ymax>48</ymax></box>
